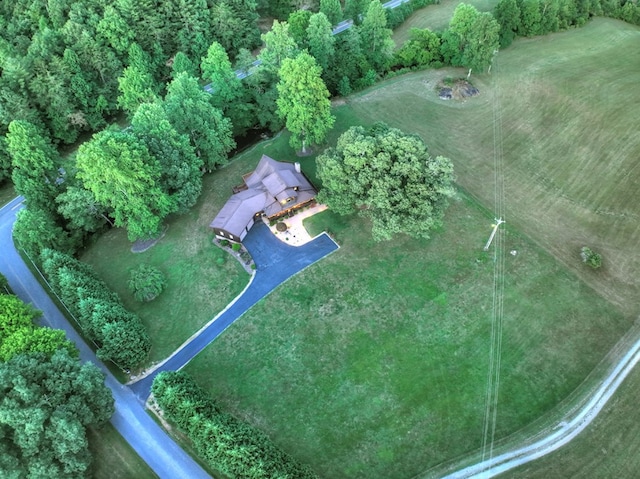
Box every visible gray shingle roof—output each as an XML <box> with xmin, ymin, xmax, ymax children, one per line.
<box><xmin>210</xmin><ymin>155</ymin><xmax>316</xmax><ymax>239</ymax></box>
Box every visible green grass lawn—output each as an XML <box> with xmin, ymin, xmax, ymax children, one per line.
<box><xmin>392</xmin><ymin>0</ymin><xmax>500</xmax><ymax>46</ymax></box>
<box><xmin>186</xmin><ymin>191</ymin><xmax>628</xmax><ymax>478</ymax></box>
<box><xmin>88</xmin><ymin>423</ymin><xmax>157</xmax><ymax>479</ymax></box>
<box><xmin>178</xmin><ymin>17</ymin><xmax>640</xmax><ymax>478</ymax></box>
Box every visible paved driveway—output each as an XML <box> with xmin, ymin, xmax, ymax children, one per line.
<box><xmin>130</xmin><ymin>222</ymin><xmax>338</xmax><ymax>400</ymax></box>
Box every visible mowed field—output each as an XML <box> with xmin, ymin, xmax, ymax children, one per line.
<box><xmin>183</xmin><ymin>18</ymin><xmax>640</xmax><ymax>479</ymax></box>
<box><xmin>356</xmin><ymin>17</ymin><xmax>640</xmax><ymax>319</ymax></box>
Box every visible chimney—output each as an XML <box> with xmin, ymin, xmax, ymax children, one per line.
<box><xmin>294</xmin><ymin>162</ymin><xmax>301</xmax><ymax>173</ymax></box>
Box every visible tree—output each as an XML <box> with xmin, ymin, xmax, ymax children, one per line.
<box><xmin>396</xmin><ymin>28</ymin><xmax>442</xmax><ymax>68</ymax></box>
<box><xmin>0</xmin><ymin>326</ymin><xmax>76</xmax><ymax>362</ymax></box>
<box><xmin>307</xmin><ymin>13</ymin><xmax>336</xmax><ymax>72</ymax></box>
<box><xmin>359</xmin><ymin>0</ymin><xmax>395</xmax><ymax>72</ymax></box>
<box><xmin>6</xmin><ymin>120</ymin><xmax>62</xmax><ymax>215</ymax></box>
<box><xmin>316</xmin><ymin>123</ymin><xmax>455</xmax><ymax>241</ymax></box>
<box><xmin>171</xmin><ymin>52</ymin><xmax>198</xmax><ymax>79</ymax></box>
<box><xmin>494</xmin><ymin>0</ymin><xmax>522</xmax><ymax>47</ymax></box>
<box><xmin>208</xmin><ymin>0</ymin><xmax>261</xmax><ymax>58</ymax></box>
<box><xmin>128</xmin><ymin>264</ymin><xmax>167</xmax><ymax>302</ymax></box>
<box><xmin>258</xmin><ymin>21</ymin><xmax>299</xmax><ymax>74</ymax></box>
<box><xmin>131</xmin><ymin>102</ymin><xmax>202</xmax><ymax>213</ymax></box>
<box><xmin>13</xmin><ymin>207</ymin><xmax>76</xmax><ymax>258</ymax></box>
<box><xmin>276</xmin><ymin>52</ymin><xmax>335</xmax><ymax>154</ymax></box>
<box><xmin>56</xmin><ymin>185</ymin><xmax>112</xmax><ymax>234</ymax></box>
<box><xmin>287</xmin><ymin>10</ymin><xmax>313</xmax><ymax>49</ymax></box>
<box><xmin>164</xmin><ymin>72</ymin><xmax>235</xmax><ymax>172</ymax></box>
<box><xmin>117</xmin><ymin>43</ymin><xmax>159</xmax><ymax>116</ymax></box>
<box><xmin>320</xmin><ymin>0</ymin><xmax>343</xmax><ymax>25</ymax></box>
<box><xmin>517</xmin><ymin>0</ymin><xmax>542</xmax><ymax>36</ymax></box>
<box><xmin>76</xmin><ymin>130</ymin><xmax>174</xmax><ymax>241</ymax></box>
<box><xmin>200</xmin><ymin>42</ymin><xmax>253</xmax><ymax>135</ymax></box>
<box><xmin>0</xmin><ymin>138</ymin><xmax>10</xmax><ymax>184</ymax></box>
<box><xmin>344</xmin><ymin>0</ymin><xmax>369</xmax><ymax>25</ymax></box>
<box><xmin>441</xmin><ymin>4</ymin><xmax>500</xmax><ymax>76</ymax></box>
<box><xmin>0</xmin><ymin>350</ymin><xmax>113</xmax><ymax>477</ymax></box>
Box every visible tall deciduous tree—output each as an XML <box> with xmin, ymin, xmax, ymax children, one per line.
<box><xmin>316</xmin><ymin>123</ymin><xmax>455</xmax><ymax>241</ymax></box>
<box><xmin>164</xmin><ymin>72</ymin><xmax>235</xmax><ymax>172</ymax></box>
<box><xmin>131</xmin><ymin>102</ymin><xmax>202</xmax><ymax>212</ymax></box>
<box><xmin>0</xmin><ymin>349</ymin><xmax>114</xmax><ymax>477</ymax></box>
<box><xmin>6</xmin><ymin>120</ymin><xmax>62</xmax><ymax>215</ymax></box>
<box><xmin>494</xmin><ymin>0</ymin><xmax>522</xmax><ymax>47</ymax></box>
<box><xmin>56</xmin><ymin>185</ymin><xmax>112</xmax><ymax>234</ymax></box>
<box><xmin>258</xmin><ymin>21</ymin><xmax>300</xmax><ymax>74</ymax></box>
<box><xmin>320</xmin><ymin>0</ymin><xmax>343</xmax><ymax>25</ymax></box>
<box><xmin>117</xmin><ymin>43</ymin><xmax>159</xmax><ymax>116</ymax></box>
<box><xmin>307</xmin><ymin>13</ymin><xmax>336</xmax><ymax>72</ymax></box>
<box><xmin>201</xmin><ymin>42</ymin><xmax>253</xmax><ymax>135</ymax></box>
<box><xmin>359</xmin><ymin>0</ymin><xmax>395</xmax><ymax>72</ymax></box>
<box><xmin>76</xmin><ymin>130</ymin><xmax>174</xmax><ymax>241</ymax></box>
<box><xmin>441</xmin><ymin>3</ymin><xmax>500</xmax><ymax>76</ymax></box>
<box><xmin>276</xmin><ymin>52</ymin><xmax>335</xmax><ymax>153</ymax></box>
<box><xmin>287</xmin><ymin>10</ymin><xmax>313</xmax><ymax>49</ymax></box>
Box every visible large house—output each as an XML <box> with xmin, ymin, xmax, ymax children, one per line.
<box><xmin>210</xmin><ymin>155</ymin><xmax>317</xmax><ymax>243</ymax></box>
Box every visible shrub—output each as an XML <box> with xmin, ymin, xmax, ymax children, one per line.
<box><xmin>580</xmin><ymin>246</ymin><xmax>602</xmax><ymax>269</ymax></box>
<box><xmin>128</xmin><ymin>264</ymin><xmax>167</xmax><ymax>302</ymax></box>
<box><xmin>231</xmin><ymin>243</ymin><xmax>241</xmax><ymax>252</ymax></box>
<box><xmin>220</xmin><ymin>239</ymin><xmax>230</xmax><ymax>247</ymax></box>
<box><xmin>216</xmin><ymin>257</ymin><xmax>225</xmax><ymax>266</ymax></box>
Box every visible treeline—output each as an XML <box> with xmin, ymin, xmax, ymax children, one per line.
<box><xmin>152</xmin><ymin>371</ymin><xmax>318</xmax><ymax>479</ymax></box>
<box><xmin>495</xmin><ymin>0</ymin><xmax>640</xmax><ymax>46</ymax></box>
<box><xmin>41</xmin><ymin>249</ymin><xmax>151</xmax><ymax>369</ymax></box>
<box><xmin>0</xmin><ymin>291</ymin><xmax>114</xmax><ymax>478</ymax></box>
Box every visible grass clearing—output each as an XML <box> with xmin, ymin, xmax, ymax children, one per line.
<box><xmin>186</xmin><ymin>191</ymin><xmax>628</xmax><ymax>478</ymax></box>
<box><xmin>180</xmin><ymin>18</ymin><xmax>640</xmax><ymax>478</ymax></box>
<box><xmin>392</xmin><ymin>0</ymin><xmax>500</xmax><ymax>46</ymax></box>
<box><xmin>87</xmin><ymin>423</ymin><xmax>157</xmax><ymax>479</ymax></box>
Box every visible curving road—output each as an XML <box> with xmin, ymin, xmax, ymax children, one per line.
<box><xmin>0</xmin><ymin>197</ymin><xmax>211</xmax><ymax>479</ymax></box>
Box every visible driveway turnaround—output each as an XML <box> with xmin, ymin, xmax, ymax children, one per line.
<box><xmin>129</xmin><ymin>221</ymin><xmax>339</xmax><ymax>400</ymax></box>
<box><xmin>0</xmin><ymin>197</ymin><xmax>211</xmax><ymax>479</ymax></box>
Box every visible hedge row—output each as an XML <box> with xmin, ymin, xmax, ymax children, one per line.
<box><xmin>40</xmin><ymin>248</ymin><xmax>150</xmax><ymax>369</ymax></box>
<box><xmin>152</xmin><ymin>371</ymin><xmax>318</xmax><ymax>479</ymax></box>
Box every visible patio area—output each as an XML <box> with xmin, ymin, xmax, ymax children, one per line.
<box><xmin>263</xmin><ymin>203</ymin><xmax>328</xmax><ymax>246</ymax></box>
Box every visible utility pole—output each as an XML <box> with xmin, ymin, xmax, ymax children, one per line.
<box><xmin>484</xmin><ymin>218</ymin><xmax>505</xmax><ymax>251</ymax></box>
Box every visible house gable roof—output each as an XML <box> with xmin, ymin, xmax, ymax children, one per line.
<box><xmin>210</xmin><ymin>155</ymin><xmax>316</xmax><ymax>238</ymax></box>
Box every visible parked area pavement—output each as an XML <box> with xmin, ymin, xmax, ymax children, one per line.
<box><xmin>129</xmin><ymin>221</ymin><xmax>339</xmax><ymax>400</ymax></box>
<box><xmin>263</xmin><ymin>203</ymin><xmax>328</xmax><ymax>246</ymax></box>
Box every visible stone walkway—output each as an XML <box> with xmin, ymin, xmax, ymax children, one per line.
<box><xmin>262</xmin><ymin>203</ymin><xmax>328</xmax><ymax>246</ymax></box>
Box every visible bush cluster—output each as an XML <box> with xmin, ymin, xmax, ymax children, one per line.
<box><xmin>128</xmin><ymin>264</ymin><xmax>166</xmax><ymax>302</ymax></box>
<box><xmin>152</xmin><ymin>371</ymin><xmax>318</xmax><ymax>479</ymax></box>
<box><xmin>41</xmin><ymin>249</ymin><xmax>151</xmax><ymax>369</ymax></box>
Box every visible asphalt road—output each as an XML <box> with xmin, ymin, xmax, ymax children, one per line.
<box><xmin>0</xmin><ymin>197</ymin><xmax>211</xmax><ymax>479</ymax></box>
<box><xmin>130</xmin><ymin>222</ymin><xmax>339</xmax><ymax>399</ymax></box>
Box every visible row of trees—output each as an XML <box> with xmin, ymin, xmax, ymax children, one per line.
<box><xmin>41</xmin><ymin>249</ymin><xmax>151</xmax><ymax>369</ymax></box>
<box><xmin>495</xmin><ymin>0</ymin><xmax>640</xmax><ymax>47</ymax></box>
<box><xmin>152</xmin><ymin>371</ymin><xmax>318</xmax><ymax>479</ymax></box>
<box><xmin>0</xmin><ymin>291</ymin><xmax>114</xmax><ymax>477</ymax></box>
